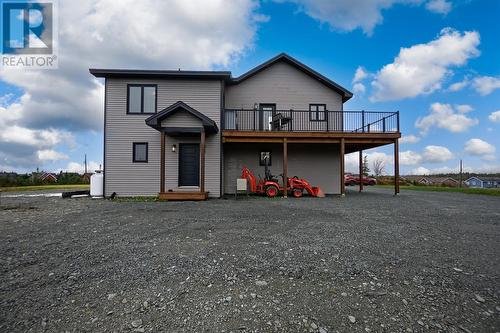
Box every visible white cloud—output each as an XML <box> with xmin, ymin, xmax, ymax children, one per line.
<box><xmin>400</xmin><ymin>134</ymin><xmax>420</xmax><ymax>144</ymax></box>
<box><xmin>276</xmin><ymin>0</ymin><xmax>455</xmax><ymax>36</ymax></box>
<box><xmin>425</xmin><ymin>0</ymin><xmax>452</xmax><ymax>15</ymax></box>
<box><xmin>37</xmin><ymin>150</ymin><xmax>69</xmax><ymax>162</ymax></box>
<box><xmin>472</xmin><ymin>76</ymin><xmax>500</xmax><ymax>95</ymax></box>
<box><xmin>415</xmin><ymin>102</ymin><xmax>478</xmax><ymax>134</ymax></box>
<box><xmin>353</xmin><ymin>66</ymin><xmax>369</xmax><ymax>83</ymax></box>
<box><xmin>0</xmin><ymin>0</ymin><xmax>264</xmax><ymax>171</ymax></box>
<box><xmin>410</xmin><ymin>166</ymin><xmax>430</xmax><ymax>175</ymax></box>
<box><xmin>422</xmin><ymin>145</ymin><xmax>454</xmax><ymax>162</ymax></box>
<box><xmin>370</xmin><ymin>28</ymin><xmax>480</xmax><ymax>102</ymax></box>
<box><xmin>277</xmin><ymin>0</ymin><xmax>416</xmax><ymax>35</ymax></box>
<box><xmin>400</xmin><ymin>145</ymin><xmax>454</xmax><ymax>165</ymax></box>
<box><xmin>455</xmin><ymin>104</ymin><xmax>473</xmax><ymax>113</ymax></box>
<box><xmin>464</xmin><ymin>138</ymin><xmax>496</xmax><ymax>156</ymax></box>
<box><xmin>353</xmin><ymin>83</ymin><xmax>366</xmax><ymax>94</ymax></box>
<box><xmin>488</xmin><ymin>110</ymin><xmax>500</xmax><ymax>123</ymax></box>
<box><xmin>64</xmin><ymin>161</ymin><xmax>101</xmax><ymax>173</ymax></box>
<box><xmin>400</xmin><ymin>150</ymin><xmax>422</xmax><ymax>165</ymax></box>
<box><xmin>447</xmin><ymin>78</ymin><xmax>469</xmax><ymax>92</ymax></box>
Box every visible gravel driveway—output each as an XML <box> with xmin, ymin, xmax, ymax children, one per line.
<box><xmin>1</xmin><ymin>188</ymin><xmax>499</xmax><ymax>332</ymax></box>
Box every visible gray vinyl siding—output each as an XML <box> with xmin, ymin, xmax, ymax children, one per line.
<box><xmin>223</xmin><ymin>143</ymin><xmax>340</xmax><ymax>195</ymax></box>
<box><xmin>225</xmin><ymin>61</ymin><xmax>343</xmax><ymax>131</ymax></box>
<box><xmin>105</xmin><ymin>78</ymin><xmax>222</xmax><ymax>197</ymax></box>
<box><xmin>161</xmin><ymin>112</ymin><xmax>202</xmax><ymax>127</ymax></box>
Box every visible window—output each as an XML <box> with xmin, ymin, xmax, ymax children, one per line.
<box><xmin>259</xmin><ymin>151</ymin><xmax>272</xmax><ymax>166</ymax></box>
<box><xmin>309</xmin><ymin>104</ymin><xmax>326</xmax><ymax>121</ymax></box>
<box><xmin>127</xmin><ymin>85</ymin><xmax>157</xmax><ymax>114</ymax></box>
<box><xmin>133</xmin><ymin>142</ymin><xmax>148</xmax><ymax>162</ymax></box>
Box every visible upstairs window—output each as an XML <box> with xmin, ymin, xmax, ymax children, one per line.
<box><xmin>127</xmin><ymin>84</ymin><xmax>157</xmax><ymax>114</ymax></box>
<box><xmin>309</xmin><ymin>104</ymin><xmax>326</xmax><ymax>121</ymax></box>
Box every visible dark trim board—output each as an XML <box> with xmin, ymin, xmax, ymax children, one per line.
<box><xmin>103</xmin><ymin>78</ymin><xmax>107</xmax><ymax>197</ymax></box>
<box><xmin>163</xmin><ymin>127</ymin><xmax>205</xmax><ymax>136</ymax></box>
<box><xmin>90</xmin><ymin>68</ymin><xmax>231</xmax><ymax>80</ymax></box>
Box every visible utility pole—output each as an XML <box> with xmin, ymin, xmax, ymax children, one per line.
<box><xmin>459</xmin><ymin>159</ymin><xmax>463</xmax><ymax>188</ymax></box>
<box><xmin>84</xmin><ymin>154</ymin><xmax>87</xmax><ymax>174</ymax></box>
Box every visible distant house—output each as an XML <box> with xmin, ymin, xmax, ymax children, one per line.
<box><xmin>402</xmin><ymin>176</ymin><xmax>458</xmax><ymax>187</ymax></box>
<box><xmin>465</xmin><ymin>176</ymin><xmax>500</xmax><ymax>188</ymax></box>
<box><xmin>38</xmin><ymin>172</ymin><xmax>58</xmax><ymax>183</ymax></box>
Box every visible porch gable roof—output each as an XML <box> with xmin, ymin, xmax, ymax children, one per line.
<box><xmin>145</xmin><ymin>101</ymin><xmax>218</xmax><ymax>134</ymax></box>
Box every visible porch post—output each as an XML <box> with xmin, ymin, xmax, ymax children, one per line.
<box><xmin>283</xmin><ymin>138</ymin><xmax>288</xmax><ymax>198</ymax></box>
<box><xmin>340</xmin><ymin>138</ymin><xmax>345</xmax><ymax>195</ymax></box>
<box><xmin>359</xmin><ymin>150</ymin><xmax>363</xmax><ymax>192</ymax></box>
<box><xmin>394</xmin><ymin>138</ymin><xmax>400</xmax><ymax>195</ymax></box>
<box><xmin>160</xmin><ymin>132</ymin><xmax>165</xmax><ymax>193</ymax></box>
<box><xmin>200</xmin><ymin>129</ymin><xmax>206</xmax><ymax>193</ymax></box>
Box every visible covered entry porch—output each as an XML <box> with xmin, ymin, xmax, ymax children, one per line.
<box><xmin>222</xmin><ymin>131</ymin><xmax>401</xmax><ymax>197</ymax></box>
<box><xmin>146</xmin><ymin>101</ymin><xmax>219</xmax><ymax>200</ymax></box>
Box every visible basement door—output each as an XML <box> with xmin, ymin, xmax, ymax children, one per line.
<box><xmin>178</xmin><ymin>143</ymin><xmax>200</xmax><ymax>187</ymax></box>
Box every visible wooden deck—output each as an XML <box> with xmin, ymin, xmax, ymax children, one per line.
<box><xmin>158</xmin><ymin>191</ymin><xmax>209</xmax><ymax>201</ymax></box>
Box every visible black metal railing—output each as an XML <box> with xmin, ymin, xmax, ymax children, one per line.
<box><xmin>223</xmin><ymin>109</ymin><xmax>400</xmax><ymax>133</ymax></box>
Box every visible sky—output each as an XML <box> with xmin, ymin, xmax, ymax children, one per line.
<box><xmin>0</xmin><ymin>0</ymin><xmax>499</xmax><ymax>175</ymax></box>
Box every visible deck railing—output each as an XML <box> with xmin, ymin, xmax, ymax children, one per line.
<box><xmin>222</xmin><ymin>109</ymin><xmax>400</xmax><ymax>133</ymax></box>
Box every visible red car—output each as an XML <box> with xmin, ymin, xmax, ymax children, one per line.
<box><xmin>345</xmin><ymin>174</ymin><xmax>377</xmax><ymax>186</ymax></box>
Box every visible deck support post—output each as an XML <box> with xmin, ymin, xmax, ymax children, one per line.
<box><xmin>394</xmin><ymin>138</ymin><xmax>400</xmax><ymax>195</ymax></box>
<box><xmin>359</xmin><ymin>150</ymin><xmax>363</xmax><ymax>192</ymax></box>
<box><xmin>160</xmin><ymin>132</ymin><xmax>165</xmax><ymax>193</ymax></box>
<box><xmin>283</xmin><ymin>138</ymin><xmax>288</xmax><ymax>198</ymax></box>
<box><xmin>200</xmin><ymin>130</ymin><xmax>206</xmax><ymax>193</ymax></box>
<box><xmin>340</xmin><ymin>138</ymin><xmax>345</xmax><ymax>196</ymax></box>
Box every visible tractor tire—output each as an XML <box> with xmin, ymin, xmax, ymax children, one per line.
<box><xmin>265</xmin><ymin>185</ymin><xmax>279</xmax><ymax>198</ymax></box>
<box><xmin>292</xmin><ymin>189</ymin><xmax>303</xmax><ymax>198</ymax></box>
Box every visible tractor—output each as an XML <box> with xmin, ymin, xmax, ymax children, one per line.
<box><xmin>241</xmin><ymin>156</ymin><xmax>324</xmax><ymax>198</ymax></box>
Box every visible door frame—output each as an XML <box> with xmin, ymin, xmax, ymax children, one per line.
<box><xmin>178</xmin><ymin>143</ymin><xmax>200</xmax><ymax>187</ymax></box>
<box><xmin>259</xmin><ymin>103</ymin><xmax>276</xmax><ymax>131</ymax></box>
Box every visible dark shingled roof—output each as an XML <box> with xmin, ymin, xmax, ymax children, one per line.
<box><xmin>89</xmin><ymin>53</ymin><xmax>353</xmax><ymax>102</ymax></box>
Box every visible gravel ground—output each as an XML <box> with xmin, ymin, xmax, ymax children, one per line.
<box><xmin>1</xmin><ymin>188</ymin><xmax>499</xmax><ymax>332</ymax></box>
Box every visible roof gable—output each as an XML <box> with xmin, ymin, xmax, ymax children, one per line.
<box><xmin>145</xmin><ymin>101</ymin><xmax>218</xmax><ymax>134</ymax></box>
<box><xmin>228</xmin><ymin>53</ymin><xmax>353</xmax><ymax>102</ymax></box>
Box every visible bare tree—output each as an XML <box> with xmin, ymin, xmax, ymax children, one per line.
<box><xmin>372</xmin><ymin>158</ymin><xmax>385</xmax><ymax>176</ymax></box>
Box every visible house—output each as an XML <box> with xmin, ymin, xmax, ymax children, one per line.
<box><xmin>429</xmin><ymin>177</ymin><xmax>458</xmax><ymax>187</ymax></box>
<box><xmin>401</xmin><ymin>175</ymin><xmax>459</xmax><ymax>187</ymax></box>
<box><xmin>465</xmin><ymin>176</ymin><xmax>500</xmax><ymax>188</ymax></box>
<box><xmin>38</xmin><ymin>172</ymin><xmax>58</xmax><ymax>182</ymax></box>
<box><xmin>90</xmin><ymin>53</ymin><xmax>401</xmax><ymax>200</ymax></box>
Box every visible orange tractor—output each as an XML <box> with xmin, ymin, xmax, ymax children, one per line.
<box><xmin>241</xmin><ymin>163</ymin><xmax>324</xmax><ymax>198</ymax></box>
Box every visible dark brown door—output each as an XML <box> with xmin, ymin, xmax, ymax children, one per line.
<box><xmin>178</xmin><ymin>143</ymin><xmax>200</xmax><ymax>186</ymax></box>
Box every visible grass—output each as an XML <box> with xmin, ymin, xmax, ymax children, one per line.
<box><xmin>376</xmin><ymin>184</ymin><xmax>500</xmax><ymax>196</ymax></box>
<box><xmin>0</xmin><ymin>184</ymin><xmax>90</xmax><ymax>192</ymax></box>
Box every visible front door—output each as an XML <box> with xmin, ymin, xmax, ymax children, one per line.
<box><xmin>259</xmin><ymin>104</ymin><xmax>276</xmax><ymax>131</ymax></box>
<box><xmin>178</xmin><ymin>143</ymin><xmax>200</xmax><ymax>187</ymax></box>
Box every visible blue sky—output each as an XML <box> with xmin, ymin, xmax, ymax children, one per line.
<box><xmin>0</xmin><ymin>0</ymin><xmax>499</xmax><ymax>175</ymax></box>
